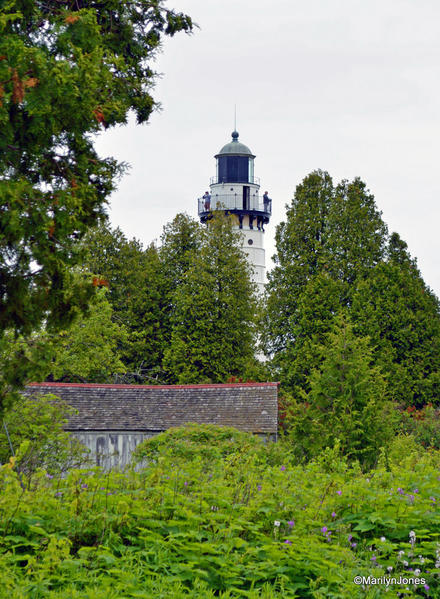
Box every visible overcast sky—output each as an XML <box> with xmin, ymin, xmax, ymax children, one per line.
<box><xmin>95</xmin><ymin>0</ymin><xmax>440</xmax><ymax>296</ymax></box>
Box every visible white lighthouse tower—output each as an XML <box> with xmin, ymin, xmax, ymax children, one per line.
<box><xmin>198</xmin><ymin>131</ymin><xmax>272</xmax><ymax>293</ymax></box>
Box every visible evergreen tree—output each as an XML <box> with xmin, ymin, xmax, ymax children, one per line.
<box><xmin>158</xmin><ymin>213</ymin><xmax>203</xmax><ymax>368</ymax></box>
<box><xmin>163</xmin><ymin>214</ymin><xmax>258</xmax><ymax>383</ymax></box>
<box><xmin>265</xmin><ymin>169</ymin><xmax>440</xmax><ymax>408</ymax></box>
<box><xmin>0</xmin><ymin>0</ymin><xmax>192</xmax><ymax>336</ymax></box>
<box><xmin>326</xmin><ymin>177</ymin><xmax>388</xmax><ymax>293</ymax></box>
<box><xmin>264</xmin><ymin>171</ymin><xmax>389</xmax><ymax>395</ymax></box>
<box><xmin>159</xmin><ymin>213</ymin><xmax>203</xmax><ymax>291</ymax></box>
<box><xmin>0</xmin><ymin>0</ymin><xmax>193</xmax><ymax>409</ymax></box>
<box><xmin>264</xmin><ymin>170</ymin><xmax>333</xmax><ymax>356</ymax></box>
<box><xmin>83</xmin><ymin>224</ymin><xmax>167</xmax><ymax>382</ymax></box>
<box><xmin>351</xmin><ymin>258</ymin><xmax>440</xmax><ymax>407</ymax></box>
<box><xmin>277</xmin><ymin>273</ymin><xmax>345</xmax><ymax>394</ymax></box>
<box><xmin>289</xmin><ymin>315</ymin><xmax>394</xmax><ymax>467</ymax></box>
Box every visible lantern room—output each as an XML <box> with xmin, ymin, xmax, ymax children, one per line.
<box><xmin>214</xmin><ymin>131</ymin><xmax>256</xmax><ymax>184</ymax></box>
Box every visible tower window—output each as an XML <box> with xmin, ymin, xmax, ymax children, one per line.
<box><xmin>248</xmin><ymin>239</ymin><xmax>253</xmax><ymax>245</ymax></box>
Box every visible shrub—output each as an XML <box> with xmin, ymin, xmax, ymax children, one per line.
<box><xmin>399</xmin><ymin>404</ymin><xmax>440</xmax><ymax>450</ymax></box>
<box><xmin>132</xmin><ymin>423</ymin><xmax>265</xmax><ymax>465</ymax></box>
<box><xmin>0</xmin><ymin>392</ymin><xmax>89</xmax><ymax>480</ymax></box>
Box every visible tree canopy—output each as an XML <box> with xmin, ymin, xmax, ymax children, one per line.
<box><xmin>83</xmin><ymin>224</ymin><xmax>168</xmax><ymax>382</ymax></box>
<box><xmin>287</xmin><ymin>315</ymin><xmax>394</xmax><ymax>468</ymax></box>
<box><xmin>80</xmin><ymin>214</ymin><xmax>260</xmax><ymax>385</ymax></box>
<box><xmin>0</xmin><ymin>0</ymin><xmax>192</xmax><ymax>334</ymax></box>
<box><xmin>0</xmin><ymin>0</ymin><xmax>193</xmax><ymax>408</ymax></box>
<box><xmin>162</xmin><ymin>213</ymin><xmax>259</xmax><ymax>383</ymax></box>
<box><xmin>264</xmin><ymin>170</ymin><xmax>440</xmax><ymax>408</ymax></box>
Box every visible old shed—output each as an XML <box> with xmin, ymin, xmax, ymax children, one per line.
<box><xmin>27</xmin><ymin>382</ymin><xmax>278</xmax><ymax>468</ymax></box>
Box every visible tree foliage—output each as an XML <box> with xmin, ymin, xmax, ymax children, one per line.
<box><xmin>288</xmin><ymin>315</ymin><xmax>395</xmax><ymax>468</ymax></box>
<box><xmin>351</xmin><ymin>259</ymin><xmax>440</xmax><ymax>407</ymax></box>
<box><xmin>0</xmin><ymin>0</ymin><xmax>193</xmax><ymax>402</ymax></box>
<box><xmin>264</xmin><ymin>170</ymin><xmax>334</xmax><ymax>356</ymax></box>
<box><xmin>163</xmin><ymin>213</ymin><xmax>258</xmax><ymax>383</ymax></box>
<box><xmin>264</xmin><ymin>170</ymin><xmax>440</xmax><ymax>407</ymax></box>
<box><xmin>82</xmin><ymin>224</ymin><xmax>167</xmax><ymax>381</ymax></box>
<box><xmin>48</xmin><ymin>287</ymin><xmax>127</xmax><ymax>383</ymax></box>
<box><xmin>82</xmin><ymin>214</ymin><xmax>259</xmax><ymax>385</ymax></box>
<box><xmin>0</xmin><ymin>392</ymin><xmax>89</xmax><ymax>479</ymax></box>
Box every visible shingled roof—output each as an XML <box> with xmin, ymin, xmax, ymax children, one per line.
<box><xmin>27</xmin><ymin>382</ymin><xmax>278</xmax><ymax>435</ymax></box>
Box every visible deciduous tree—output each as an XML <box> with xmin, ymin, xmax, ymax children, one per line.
<box><xmin>48</xmin><ymin>287</ymin><xmax>128</xmax><ymax>383</ymax></box>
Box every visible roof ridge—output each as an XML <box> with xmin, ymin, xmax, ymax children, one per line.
<box><xmin>28</xmin><ymin>381</ymin><xmax>279</xmax><ymax>390</ymax></box>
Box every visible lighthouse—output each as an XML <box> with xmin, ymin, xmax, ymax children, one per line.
<box><xmin>198</xmin><ymin>131</ymin><xmax>272</xmax><ymax>293</ymax></box>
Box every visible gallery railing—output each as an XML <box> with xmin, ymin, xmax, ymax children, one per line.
<box><xmin>198</xmin><ymin>193</ymin><xmax>272</xmax><ymax>216</ymax></box>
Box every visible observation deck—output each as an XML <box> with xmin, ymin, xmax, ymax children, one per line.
<box><xmin>198</xmin><ymin>192</ymin><xmax>272</xmax><ymax>228</ymax></box>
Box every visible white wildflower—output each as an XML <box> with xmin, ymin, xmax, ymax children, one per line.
<box><xmin>409</xmin><ymin>531</ymin><xmax>416</xmax><ymax>538</ymax></box>
<box><xmin>414</xmin><ymin>569</ymin><xmax>421</xmax><ymax>576</ymax></box>
<box><xmin>381</xmin><ymin>537</ymin><xmax>386</xmax><ymax>542</ymax></box>
<box><xmin>274</xmin><ymin>520</ymin><xmax>280</xmax><ymax>527</ymax></box>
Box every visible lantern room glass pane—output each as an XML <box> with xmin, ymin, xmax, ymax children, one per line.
<box><xmin>248</xmin><ymin>158</ymin><xmax>254</xmax><ymax>183</ymax></box>
<box><xmin>217</xmin><ymin>156</ymin><xmax>249</xmax><ymax>183</ymax></box>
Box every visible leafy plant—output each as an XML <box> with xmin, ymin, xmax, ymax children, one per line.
<box><xmin>0</xmin><ymin>424</ymin><xmax>439</xmax><ymax>597</ymax></box>
<box><xmin>0</xmin><ymin>392</ymin><xmax>89</xmax><ymax>480</ymax></box>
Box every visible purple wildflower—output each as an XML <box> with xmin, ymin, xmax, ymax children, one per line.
<box><xmin>336</xmin><ymin>490</ymin><xmax>342</xmax><ymax>496</ymax></box>
<box><xmin>397</xmin><ymin>487</ymin><xmax>404</xmax><ymax>495</ymax></box>
<box><xmin>321</xmin><ymin>526</ymin><xmax>328</xmax><ymax>534</ymax></box>
<box><xmin>331</xmin><ymin>511</ymin><xmax>337</xmax><ymax>518</ymax></box>
<box><xmin>184</xmin><ymin>481</ymin><xmax>188</xmax><ymax>486</ymax></box>
<box><xmin>280</xmin><ymin>465</ymin><xmax>286</xmax><ymax>471</ymax></box>
<box><xmin>430</xmin><ymin>496</ymin><xmax>436</xmax><ymax>503</ymax></box>
<box><xmin>46</xmin><ymin>473</ymin><xmax>54</xmax><ymax>479</ymax></box>
<box><xmin>257</xmin><ymin>485</ymin><xmax>262</xmax><ymax>491</ymax></box>
<box><xmin>287</xmin><ymin>520</ymin><xmax>295</xmax><ymax>527</ymax></box>
<box><xmin>413</xmin><ymin>488</ymin><xmax>419</xmax><ymax>494</ymax></box>
<box><xmin>351</xmin><ymin>542</ymin><xmax>357</xmax><ymax>548</ymax></box>
<box><xmin>424</xmin><ymin>585</ymin><xmax>430</xmax><ymax>591</ymax></box>
<box><xmin>284</xmin><ymin>539</ymin><xmax>292</xmax><ymax>545</ymax></box>
<box><xmin>81</xmin><ymin>484</ymin><xmax>88</xmax><ymax>489</ymax></box>
<box><xmin>348</xmin><ymin>534</ymin><xmax>353</xmax><ymax>542</ymax></box>
<box><xmin>55</xmin><ymin>491</ymin><xmax>63</xmax><ymax>497</ymax></box>
<box><xmin>371</xmin><ymin>555</ymin><xmax>377</xmax><ymax>562</ymax></box>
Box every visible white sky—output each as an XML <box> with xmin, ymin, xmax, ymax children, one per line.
<box><xmin>95</xmin><ymin>0</ymin><xmax>440</xmax><ymax>296</ymax></box>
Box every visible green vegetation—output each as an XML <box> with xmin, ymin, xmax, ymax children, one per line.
<box><xmin>80</xmin><ymin>213</ymin><xmax>260</xmax><ymax>385</ymax></box>
<box><xmin>0</xmin><ymin>393</ymin><xmax>89</xmax><ymax>480</ymax></box>
<box><xmin>2</xmin><ymin>4</ymin><xmax>440</xmax><ymax>593</ymax></box>
<box><xmin>0</xmin><ymin>0</ymin><xmax>193</xmax><ymax>411</ymax></box>
<box><xmin>264</xmin><ymin>170</ymin><xmax>440</xmax><ymax>408</ymax></box>
<box><xmin>286</xmin><ymin>315</ymin><xmax>395</xmax><ymax>468</ymax></box>
<box><xmin>162</xmin><ymin>213</ymin><xmax>258</xmax><ymax>383</ymax></box>
<box><xmin>1</xmin><ymin>424</ymin><xmax>439</xmax><ymax>598</ymax></box>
